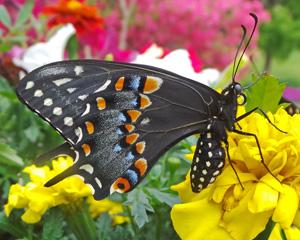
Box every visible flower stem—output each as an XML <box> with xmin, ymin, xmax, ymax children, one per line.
<box><xmin>62</xmin><ymin>201</ymin><xmax>97</xmax><ymax>240</ymax></box>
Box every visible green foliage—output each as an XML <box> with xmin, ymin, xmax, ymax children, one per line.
<box><xmin>42</xmin><ymin>208</ymin><xmax>64</xmax><ymax>240</ymax></box>
<box><xmin>0</xmin><ymin>5</ymin><xmax>11</xmax><ymax>28</ymax></box>
<box><xmin>0</xmin><ymin>212</ymin><xmax>28</xmax><ymax>239</ymax></box>
<box><xmin>15</xmin><ymin>0</ymin><xmax>34</xmax><ymax>27</ymax></box>
<box><xmin>0</xmin><ymin>77</ymin><xmax>62</xmax><ymax>162</ymax></box>
<box><xmin>259</xmin><ymin>1</ymin><xmax>300</xmax><ymax>69</ymax></box>
<box><xmin>245</xmin><ymin>74</ymin><xmax>286</xmax><ymax>113</ymax></box>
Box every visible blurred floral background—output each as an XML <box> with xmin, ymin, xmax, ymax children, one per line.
<box><xmin>0</xmin><ymin>0</ymin><xmax>299</xmax><ymax>240</ymax></box>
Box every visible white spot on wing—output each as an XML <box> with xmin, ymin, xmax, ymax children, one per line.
<box><xmin>75</xmin><ymin>127</ymin><xmax>83</xmax><ymax>144</ymax></box>
<box><xmin>25</xmin><ymin>81</ymin><xmax>34</xmax><ymax>89</ymax></box>
<box><xmin>74</xmin><ymin>174</ymin><xmax>85</xmax><ymax>182</ymax></box>
<box><xmin>44</xmin><ymin>98</ymin><xmax>53</xmax><ymax>106</ymax></box>
<box><xmin>86</xmin><ymin>184</ymin><xmax>95</xmax><ymax>195</ymax></box>
<box><xmin>34</xmin><ymin>90</ymin><xmax>43</xmax><ymax>97</ymax></box>
<box><xmin>94</xmin><ymin>80</ymin><xmax>111</xmax><ymax>93</ymax></box>
<box><xmin>53</xmin><ymin>107</ymin><xmax>62</xmax><ymax>115</ymax></box>
<box><xmin>53</xmin><ymin>78</ymin><xmax>72</xmax><ymax>86</ymax></box>
<box><xmin>78</xmin><ymin>94</ymin><xmax>88</xmax><ymax>100</ymax></box>
<box><xmin>81</xmin><ymin>103</ymin><xmax>90</xmax><ymax>116</ymax></box>
<box><xmin>64</xmin><ymin>117</ymin><xmax>73</xmax><ymax>126</ymax></box>
<box><xmin>79</xmin><ymin>164</ymin><xmax>94</xmax><ymax>174</ymax></box>
<box><xmin>95</xmin><ymin>177</ymin><xmax>102</xmax><ymax>189</ymax></box>
<box><xmin>141</xmin><ymin>117</ymin><xmax>150</xmax><ymax>125</ymax></box>
<box><xmin>74</xmin><ymin>66</ymin><xmax>84</xmax><ymax>75</ymax></box>
<box><xmin>74</xmin><ymin>150</ymin><xmax>80</xmax><ymax>163</ymax></box>
<box><xmin>67</xmin><ymin>88</ymin><xmax>77</xmax><ymax>93</ymax></box>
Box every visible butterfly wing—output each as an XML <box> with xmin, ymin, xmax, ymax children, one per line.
<box><xmin>17</xmin><ymin>60</ymin><xmax>221</xmax><ymax>199</ymax></box>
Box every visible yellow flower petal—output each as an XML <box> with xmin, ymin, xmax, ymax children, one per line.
<box><xmin>248</xmin><ymin>182</ymin><xmax>278</xmax><ymax>213</ymax></box>
<box><xmin>284</xmin><ymin>225</ymin><xmax>300</xmax><ymax>240</ymax></box>
<box><xmin>293</xmin><ymin>211</ymin><xmax>300</xmax><ymax>229</ymax></box>
<box><xmin>21</xmin><ymin>209</ymin><xmax>42</xmax><ymax>224</ymax></box>
<box><xmin>272</xmin><ymin>184</ymin><xmax>298</xmax><ymax>228</ymax></box>
<box><xmin>171</xmin><ymin>199</ymin><xmax>233</xmax><ymax>240</ymax></box>
<box><xmin>223</xmin><ymin>185</ymin><xmax>272</xmax><ymax>240</ymax></box>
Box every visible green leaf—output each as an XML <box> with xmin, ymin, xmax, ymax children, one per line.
<box><xmin>125</xmin><ymin>190</ymin><xmax>154</xmax><ymax>228</ymax></box>
<box><xmin>245</xmin><ymin>74</ymin><xmax>286</xmax><ymax>113</ymax></box>
<box><xmin>0</xmin><ymin>143</ymin><xmax>24</xmax><ymax>168</ymax></box>
<box><xmin>15</xmin><ymin>0</ymin><xmax>34</xmax><ymax>27</ymax></box>
<box><xmin>24</xmin><ymin>124</ymin><xmax>40</xmax><ymax>143</ymax></box>
<box><xmin>0</xmin><ymin>212</ymin><xmax>28</xmax><ymax>238</ymax></box>
<box><xmin>0</xmin><ymin>5</ymin><xmax>11</xmax><ymax>28</ymax></box>
<box><xmin>146</xmin><ymin>188</ymin><xmax>179</xmax><ymax>207</ymax></box>
<box><xmin>42</xmin><ymin>208</ymin><xmax>64</xmax><ymax>240</ymax></box>
<box><xmin>66</xmin><ymin>35</ymin><xmax>78</xmax><ymax>60</ymax></box>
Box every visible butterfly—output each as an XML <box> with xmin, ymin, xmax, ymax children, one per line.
<box><xmin>16</xmin><ymin>13</ymin><xmax>276</xmax><ymax>200</ymax></box>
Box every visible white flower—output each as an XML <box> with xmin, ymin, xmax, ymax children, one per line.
<box><xmin>14</xmin><ymin>24</ymin><xmax>75</xmax><ymax>73</ymax></box>
<box><xmin>132</xmin><ymin>44</ymin><xmax>220</xmax><ymax>86</ymax></box>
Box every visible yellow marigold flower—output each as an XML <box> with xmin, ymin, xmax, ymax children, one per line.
<box><xmin>171</xmin><ymin>108</ymin><xmax>300</xmax><ymax>240</ymax></box>
<box><xmin>4</xmin><ymin>156</ymin><xmax>92</xmax><ymax>224</ymax></box>
<box><xmin>87</xmin><ymin>197</ymin><xmax>129</xmax><ymax>225</ymax></box>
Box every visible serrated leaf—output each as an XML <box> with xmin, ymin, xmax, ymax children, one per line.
<box><xmin>146</xmin><ymin>188</ymin><xmax>179</xmax><ymax>207</ymax></box>
<box><xmin>245</xmin><ymin>74</ymin><xmax>286</xmax><ymax>113</ymax></box>
<box><xmin>15</xmin><ymin>0</ymin><xmax>34</xmax><ymax>27</ymax></box>
<box><xmin>0</xmin><ymin>6</ymin><xmax>11</xmax><ymax>28</ymax></box>
<box><xmin>0</xmin><ymin>143</ymin><xmax>23</xmax><ymax>167</ymax></box>
<box><xmin>96</xmin><ymin>213</ymin><xmax>113</xmax><ymax>240</ymax></box>
<box><xmin>42</xmin><ymin>208</ymin><xmax>64</xmax><ymax>240</ymax></box>
<box><xmin>0</xmin><ymin>212</ymin><xmax>27</xmax><ymax>238</ymax></box>
<box><xmin>125</xmin><ymin>190</ymin><xmax>154</xmax><ymax>228</ymax></box>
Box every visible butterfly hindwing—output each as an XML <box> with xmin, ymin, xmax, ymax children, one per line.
<box><xmin>17</xmin><ymin>60</ymin><xmax>221</xmax><ymax>200</ymax></box>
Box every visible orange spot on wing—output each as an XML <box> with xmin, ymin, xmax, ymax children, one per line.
<box><xmin>96</xmin><ymin>97</ymin><xmax>106</xmax><ymax>110</ymax></box>
<box><xmin>85</xmin><ymin>121</ymin><xmax>94</xmax><ymax>134</ymax></box>
<box><xmin>135</xmin><ymin>141</ymin><xmax>145</xmax><ymax>154</ymax></box>
<box><xmin>134</xmin><ymin>158</ymin><xmax>148</xmax><ymax>177</ymax></box>
<box><xmin>125</xmin><ymin>133</ymin><xmax>139</xmax><ymax>145</ymax></box>
<box><xmin>143</xmin><ymin>76</ymin><xmax>162</xmax><ymax>94</ymax></box>
<box><xmin>139</xmin><ymin>94</ymin><xmax>152</xmax><ymax>109</ymax></box>
<box><xmin>124</xmin><ymin>124</ymin><xmax>135</xmax><ymax>133</ymax></box>
<box><xmin>82</xmin><ymin>144</ymin><xmax>91</xmax><ymax>156</ymax></box>
<box><xmin>113</xmin><ymin>177</ymin><xmax>131</xmax><ymax>192</ymax></box>
<box><xmin>127</xmin><ymin>110</ymin><xmax>141</xmax><ymax>123</ymax></box>
<box><xmin>115</xmin><ymin>77</ymin><xmax>125</xmax><ymax>91</ymax></box>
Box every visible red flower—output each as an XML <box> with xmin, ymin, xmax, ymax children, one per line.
<box><xmin>42</xmin><ymin>0</ymin><xmax>104</xmax><ymax>35</ymax></box>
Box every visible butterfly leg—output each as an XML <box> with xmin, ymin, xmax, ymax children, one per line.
<box><xmin>232</xmin><ymin>129</ymin><xmax>280</xmax><ymax>183</ymax></box>
<box><xmin>236</xmin><ymin>107</ymin><xmax>286</xmax><ymax>133</ymax></box>
<box><xmin>224</xmin><ymin>140</ymin><xmax>244</xmax><ymax>190</ymax></box>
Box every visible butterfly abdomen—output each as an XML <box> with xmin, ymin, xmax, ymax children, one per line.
<box><xmin>190</xmin><ymin>132</ymin><xmax>225</xmax><ymax>192</ymax></box>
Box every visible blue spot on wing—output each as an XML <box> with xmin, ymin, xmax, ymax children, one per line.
<box><xmin>129</xmin><ymin>75</ymin><xmax>141</xmax><ymax>90</ymax></box>
<box><xmin>125</xmin><ymin>152</ymin><xmax>134</xmax><ymax>162</ymax></box>
<box><xmin>126</xmin><ymin>169</ymin><xmax>138</xmax><ymax>185</ymax></box>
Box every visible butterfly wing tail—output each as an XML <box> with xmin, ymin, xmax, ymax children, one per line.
<box><xmin>35</xmin><ymin>142</ymin><xmax>75</xmax><ymax>166</ymax></box>
<box><xmin>44</xmin><ymin>166</ymin><xmax>77</xmax><ymax>187</ymax></box>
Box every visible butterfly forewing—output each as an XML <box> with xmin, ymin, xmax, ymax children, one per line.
<box><xmin>17</xmin><ymin>60</ymin><xmax>221</xmax><ymax>199</ymax></box>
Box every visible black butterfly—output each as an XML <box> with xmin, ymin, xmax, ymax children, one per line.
<box><xmin>16</xmin><ymin>13</ymin><xmax>279</xmax><ymax>200</ymax></box>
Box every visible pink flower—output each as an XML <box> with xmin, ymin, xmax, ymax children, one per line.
<box><xmin>107</xmin><ymin>0</ymin><xmax>269</xmax><ymax>68</ymax></box>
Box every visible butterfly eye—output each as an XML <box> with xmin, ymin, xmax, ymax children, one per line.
<box><xmin>234</xmin><ymin>83</ymin><xmax>242</xmax><ymax>93</ymax></box>
<box><xmin>237</xmin><ymin>93</ymin><xmax>246</xmax><ymax>105</ymax></box>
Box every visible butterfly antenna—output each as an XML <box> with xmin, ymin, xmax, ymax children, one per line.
<box><xmin>233</xmin><ymin>13</ymin><xmax>258</xmax><ymax>81</ymax></box>
<box><xmin>232</xmin><ymin>25</ymin><xmax>247</xmax><ymax>83</ymax></box>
